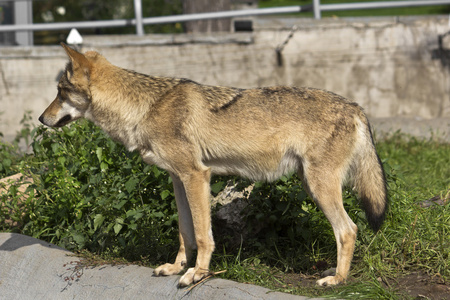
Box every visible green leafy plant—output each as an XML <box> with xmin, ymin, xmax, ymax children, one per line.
<box><xmin>16</xmin><ymin>120</ymin><xmax>179</xmax><ymax>262</ymax></box>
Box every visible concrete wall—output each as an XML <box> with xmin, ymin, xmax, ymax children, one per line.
<box><xmin>1</xmin><ymin>16</ymin><xmax>449</xmax><ymax>142</ymax></box>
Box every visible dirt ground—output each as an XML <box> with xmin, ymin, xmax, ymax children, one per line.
<box><xmin>276</xmin><ymin>271</ymin><xmax>450</xmax><ymax>300</ymax></box>
<box><xmin>395</xmin><ymin>272</ymin><xmax>450</xmax><ymax>300</ymax></box>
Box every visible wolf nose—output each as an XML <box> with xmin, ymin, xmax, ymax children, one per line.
<box><xmin>38</xmin><ymin>115</ymin><xmax>44</xmax><ymax>124</ymax></box>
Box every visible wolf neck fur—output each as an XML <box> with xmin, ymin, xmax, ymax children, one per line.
<box><xmin>88</xmin><ymin>67</ymin><xmax>180</xmax><ymax>151</ymax></box>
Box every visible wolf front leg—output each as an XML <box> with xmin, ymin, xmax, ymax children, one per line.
<box><xmin>154</xmin><ymin>173</ymin><xmax>195</xmax><ymax>277</ymax></box>
<box><xmin>177</xmin><ymin>168</ymin><xmax>215</xmax><ymax>287</ymax></box>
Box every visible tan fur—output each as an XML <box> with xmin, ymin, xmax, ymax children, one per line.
<box><xmin>39</xmin><ymin>44</ymin><xmax>388</xmax><ymax>287</ymax></box>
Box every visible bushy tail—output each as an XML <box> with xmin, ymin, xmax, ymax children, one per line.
<box><xmin>353</xmin><ymin>122</ymin><xmax>388</xmax><ymax>232</ymax></box>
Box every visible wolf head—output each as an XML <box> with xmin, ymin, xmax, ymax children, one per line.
<box><xmin>39</xmin><ymin>43</ymin><xmax>93</xmax><ymax>128</ymax></box>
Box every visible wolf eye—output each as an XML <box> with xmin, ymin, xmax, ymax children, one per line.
<box><xmin>58</xmin><ymin>90</ymin><xmax>67</xmax><ymax>102</ymax></box>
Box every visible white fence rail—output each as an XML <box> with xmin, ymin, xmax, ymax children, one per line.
<box><xmin>0</xmin><ymin>6</ymin><xmax>309</xmax><ymax>33</ymax></box>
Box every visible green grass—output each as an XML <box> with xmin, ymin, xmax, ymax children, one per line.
<box><xmin>376</xmin><ymin>132</ymin><xmax>449</xmax><ymax>199</ymax></box>
<box><xmin>1</xmin><ymin>118</ymin><xmax>449</xmax><ymax>299</ymax></box>
<box><xmin>259</xmin><ymin>0</ymin><xmax>450</xmax><ymax>17</ymax></box>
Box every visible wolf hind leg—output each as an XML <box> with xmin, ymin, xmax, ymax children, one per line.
<box><xmin>299</xmin><ymin>166</ymin><xmax>357</xmax><ymax>286</ymax></box>
<box><xmin>154</xmin><ymin>173</ymin><xmax>195</xmax><ymax>277</ymax></box>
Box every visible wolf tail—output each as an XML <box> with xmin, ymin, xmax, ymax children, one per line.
<box><xmin>352</xmin><ymin>118</ymin><xmax>388</xmax><ymax>232</ymax></box>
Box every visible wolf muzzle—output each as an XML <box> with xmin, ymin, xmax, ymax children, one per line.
<box><xmin>38</xmin><ymin>114</ymin><xmax>72</xmax><ymax>128</ymax></box>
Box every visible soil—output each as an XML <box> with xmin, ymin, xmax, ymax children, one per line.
<box><xmin>276</xmin><ymin>271</ymin><xmax>450</xmax><ymax>299</ymax></box>
<box><xmin>394</xmin><ymin>273</ymin><xmax>450</xmax><ymax>300</ymax></box>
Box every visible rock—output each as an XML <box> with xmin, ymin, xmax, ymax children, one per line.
<box><xmin>0</xmin><ymin>232</ymin><xmax>319</xmax><ymax>300</ymax></box>
<box><xmin>212</xmin><ymin>181</ymin><xmax>258</xmax><ymax>243</ymax></box>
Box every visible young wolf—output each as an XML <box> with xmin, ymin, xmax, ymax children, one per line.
<box><xmin>39</xmin><ymin>43</ymin><xmax>387</xmax><ymax>287</ymax></box>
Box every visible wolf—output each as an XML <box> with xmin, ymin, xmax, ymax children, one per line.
<box><xmin>39</xmin><ymin>43</ymin><xmax>387</xmax><ymax>287</ymax></box>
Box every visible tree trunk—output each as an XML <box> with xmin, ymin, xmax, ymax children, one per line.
<box><xmin>183</xmin><ymin>0</ymin><xmax>231</xmax><ymax>33</ymax></box>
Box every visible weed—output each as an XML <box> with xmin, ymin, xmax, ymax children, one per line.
<box><xmin>0</xmin><ymin>111</ymin><xmax>34</xmax><ymax>177</ymax></box>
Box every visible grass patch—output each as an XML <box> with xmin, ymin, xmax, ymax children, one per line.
<box><xmin>376</xmin><ymin>131</ymin><xmax>449</xmax><ymax>199</ymax></box>
<box><xmin>1</xmin><ymin>118</ymin><xmax>449</xmax><ymax>299</ymax></box>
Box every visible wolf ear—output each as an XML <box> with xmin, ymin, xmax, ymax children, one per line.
<box><xmin>61</xmin><ymin>42</ymin><xmax>91</xmax><ymax>75</ymax></box>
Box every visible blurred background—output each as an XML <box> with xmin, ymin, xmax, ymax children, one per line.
<box><xmin>1</xmin><ymin>0</ymin><xmax>450</xmax><ymax>45</ymax></box>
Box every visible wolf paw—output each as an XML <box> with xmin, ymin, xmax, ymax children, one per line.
<box><xmin>154</xmin><ymin>262</ymin><xmax>185</xmax><ymax>276</ymax></box>
<box><xmin>178</xmin><ymin>267</ymin><xmax>210</xmax><ymax>287</ymax></box>
<box><xmin>316</xmin><ymin>275</ymin><xmax>344</xmax><ymax>286</ymax></box>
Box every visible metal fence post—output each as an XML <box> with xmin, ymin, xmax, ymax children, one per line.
<box><xmin>313</xmin><ymin>0</ymin><xmax>321</xmax><ymax>19</ymax></box>
<box><xmin>14</xmin><ymin>0</ymin><xmax>33</xmax><ymax>45</ymax></box>
<box><xmin>133</xmin><ymin>0</ymin><xmax>144</xmax><ymax>36</ymax></box>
